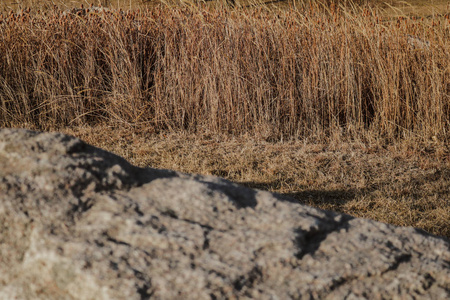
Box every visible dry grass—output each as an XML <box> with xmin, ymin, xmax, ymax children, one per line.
<box><xmin>1</xmin><ymin>1</ymin><xmax>449</xmax><ymax>238</ymax></box>
<box><xmin>61</xmin><ymin>125</ymin><xmax>449</xmax><ymax>239</ymax></box>
<box><xmin>1</xmin><ymin>2</ymin><xmax>449</xmax><ymax>141</ymax></box>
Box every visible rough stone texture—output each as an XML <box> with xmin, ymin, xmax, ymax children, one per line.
<box><xmin>0</xmin><ymin>128</ymin><xmax>449</xmax><ymax>299</ymax></box>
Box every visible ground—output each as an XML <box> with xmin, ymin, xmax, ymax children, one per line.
<box><xmin>61</xmin><ymin>125</ymin><xmax>450</xmax><ymax>239</ymax></box>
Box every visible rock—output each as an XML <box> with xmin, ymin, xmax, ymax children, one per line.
<box><xmin>0</xmin><ymin>128</ymin><xmax>448</xmax><ymax>299</ymax></box>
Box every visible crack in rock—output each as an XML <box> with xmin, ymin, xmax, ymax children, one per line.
<box><xmin>295</xmin><ymin>214</ymin><xmax>353</xmax><ymax>259</ymax></box>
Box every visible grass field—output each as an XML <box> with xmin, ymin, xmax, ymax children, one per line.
<box><xmin>1</xmin><ymin>1</ymin><xmax>449</xmax><ymax>238</ymax></box>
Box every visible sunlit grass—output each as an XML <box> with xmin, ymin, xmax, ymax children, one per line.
<box><xmin>1</xmin><ymin>2</ymin><xmax>449</xmax><ymax>142</ymax></box>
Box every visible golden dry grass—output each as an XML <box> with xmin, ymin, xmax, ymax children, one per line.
<box><xmin>1</xmin><ymin>1</ymin><xmax>449</xmax><ymax>238</ymax></box>
<box><xmin>1</xmin><ymin>2</ymin><xmax>449</xmax><ymax>141</ymax></box>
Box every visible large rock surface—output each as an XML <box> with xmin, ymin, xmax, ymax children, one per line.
<box><xmin>0</xmin><ymin>128</ymin><xmax>448</xmax><ymax>299</ymax></box>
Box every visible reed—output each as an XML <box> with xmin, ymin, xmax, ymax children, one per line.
<box><xmin>1</xmin><ymin>2</ymin><xmax>448</xmax><ymax>143</ymax></box>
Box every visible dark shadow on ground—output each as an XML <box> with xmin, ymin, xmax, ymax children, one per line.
<box><xmin>239</xmin><ymin>181</ymin><xmax>368</xmax><ymax>207</ymax></box>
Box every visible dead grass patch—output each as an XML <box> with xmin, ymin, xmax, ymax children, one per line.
<box><xmin>61</xmin><ymin>125</ymin><xmax>450</xmax><ymax>239</ymax></box>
